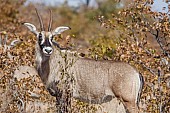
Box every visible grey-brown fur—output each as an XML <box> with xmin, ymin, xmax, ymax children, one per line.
<box><xmin>35</xmin><ymin>42</ymin><xmax>50</xmax><ymax>84</ymax></box>
<box><xmin>46</xmin><ymin>47</ymin><xmax>143</xmax><ymax>113</ymax></box>
<box><xmin>24</xmin><ymin>9</ymin><xmax>143</xmax><ymax>113</ymax></box>
<box><xmin>26</xmin><ymin>29</ymin><xmax>143</xmax><ymax>113</ymax></box>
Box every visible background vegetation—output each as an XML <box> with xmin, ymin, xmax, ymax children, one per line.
<box><xmin>0</xmin><ymin>0</ymin><xmax>170</xmax><ymax>112</ymax></box>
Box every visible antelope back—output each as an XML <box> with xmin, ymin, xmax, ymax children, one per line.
<box><xmin>48</xmin><ymin>47</ymin><xmax>142</xmax><ymax>102</ymax></box>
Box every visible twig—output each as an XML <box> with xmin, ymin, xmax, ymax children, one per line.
<box><xmin>151</xmin><ymin>29</ymin><xmax>169</xmax><ymax>57</ymax></box>
<box><xmin>137</xmin><ymin>61</ymin><xmax>156</xmax><ymax>75</ymax></box>
<box><xmin>3</xmin><ymin>34</ymin><xmax>8</xmax><ymax>52</ymax></box>
<box><xmin>157</xmin><ymin>68</ymin><xmax>163</xmax><ymax>113</ymax></box>
<box><xmin>0</xmin><ymin>35</ymin><xmax>2</xmax><ymax>47</ymax></box>
<box><xmin>17</xmin><ymin>97</ymin><xmax>25</xmax><ymax>112</ymax></box>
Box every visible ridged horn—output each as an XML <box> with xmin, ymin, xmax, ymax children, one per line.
<box><xmin>35</xmin><ymin>8</ymin><xmax>45</xmax><ymax>31</ymax></box>
<box><xmin>48</xmin><ymin>9</ymin><xmax>53</xmax><ymax>31</ymax></box>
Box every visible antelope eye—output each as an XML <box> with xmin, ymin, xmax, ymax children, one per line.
<box><xmin>39</xmin><ymin>33</ymin><xmax>43</xmax><ymax>42</ymax></box>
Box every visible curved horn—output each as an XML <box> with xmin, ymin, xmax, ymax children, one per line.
<box><xmin>35</xmin><ymin>8</ymin><xmax>45</xmax><ymax>31</ymax></box>
<box><xmin>48</xmin><ymin>9</ymin><xmax>53</xmax><ymax>31</ymax></box>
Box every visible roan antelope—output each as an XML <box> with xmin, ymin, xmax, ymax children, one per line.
<box><xmin>24</xmin><ymin>9</ymin><xmax>144</xmax><ymax>113</ymax></box>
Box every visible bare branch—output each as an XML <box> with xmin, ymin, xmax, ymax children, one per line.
<box><xmin>137</xmin><ymin>61</ymin><xmax>156</xmax><ymax>75</ymax></box>
<box><xmin>0</xmin><ymin>34</ymin><xmax>2</xmax><ymax>47</ymax></box>
<box><xmin>152</xmin><ymin>29</ymin><xmax>169</xmax><ymax>57</ymax></box>
<box><xmin>3</xmin><ymin>34</ymin><xmax>8</xmax><ymax>52</ymax></box>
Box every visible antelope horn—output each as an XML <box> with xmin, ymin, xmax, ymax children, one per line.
<box><xmin>35</xmin><ymin>8</ymin><xmax>45</xmax><ymax>31</ymax></box>
<box><xmin>48</xmin><ymin>9</ymin><xmax>53</xmax><ymax>31</ymax></box>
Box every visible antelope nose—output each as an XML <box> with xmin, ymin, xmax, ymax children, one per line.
<box><xmin>43</xmin><ymin>47</ymin><xmax>53</xmax><ymax>55</ymax></box>
<box><xmin>45</xmin><ymin>49</ymin><xmax>52</xmax><ymax>53</ymax></box>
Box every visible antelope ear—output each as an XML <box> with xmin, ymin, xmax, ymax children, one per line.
<box><xmin>24</xmin><ymin>23</ymin><xmax>39</xmax><ymax>35</ymax></box>
<box><xmin>52</xmin><ymin>26</ymin><xmax>71</xmax><ymax>36</ymax></box>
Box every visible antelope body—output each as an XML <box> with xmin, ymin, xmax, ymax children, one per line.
<box><xmin>24</xmin><ymin>9</ymin><xmax>143</xmax><ymax>113</ymax></box>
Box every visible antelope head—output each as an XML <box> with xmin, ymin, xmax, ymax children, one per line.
<box><xmin>24</xmin><ymin>9</ymin><xmax>71</xmax><ymax>56</ymax></box>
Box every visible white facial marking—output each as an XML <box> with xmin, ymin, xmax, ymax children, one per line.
<box><xmin>41</xmin><ymin>33</ymin><xmax>45</xmax><ymax>45</ymax></box>
<box><xmin>49</xmin><ymin>34</ymin><xmax>53</xmax><ymax>45</ymax></box>
<box><xmin>37</xmin><ymin>32</ymin><xmax>45</xmax><ymax>45</ymax></box>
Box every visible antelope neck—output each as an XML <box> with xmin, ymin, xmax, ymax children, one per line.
<box><xmin>37</xmin><ymin>52</ymin><xmax>51</xmax><ymax>84</ymax></box>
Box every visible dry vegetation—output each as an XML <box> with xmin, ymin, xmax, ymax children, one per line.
<box><xmin>0</xmin><ymin>0</ymin><xmax>170</xmax><ymax>113</ymax></box>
